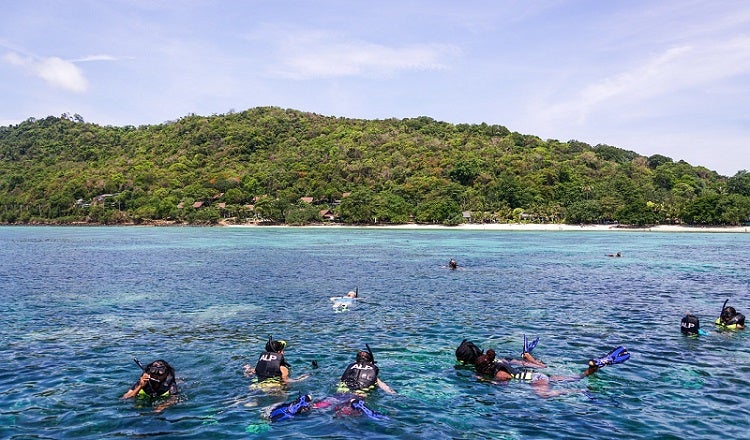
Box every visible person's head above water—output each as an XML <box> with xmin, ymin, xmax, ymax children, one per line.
<box><xmin>355</xmin><ymin>344</ymin><xmax>375</xmax><ymax>363</ymax></box>
<box><xmin>455</xmin><ymin>339</ymin><xmax>483</xmax><ymax>365</ymax></box>
<box><xmin>146</xmin><ymin>360</ymin><xmax>170</xmax><ymax>379</ymax></box>
<box><xmin>265</xmin><ymin>335</ymin><xmax>287</xmax><ymax>353</ymax></box>
<box><xmin>681</xmin><ymin>313</ymin><xmax>701</xmax><ymax>335</ymax></box>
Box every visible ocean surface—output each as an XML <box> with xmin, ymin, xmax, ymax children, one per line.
<box><xmin>1</xmin><ymin>226</ymin><xmax>748</xmax><ymax>439</ymax></box>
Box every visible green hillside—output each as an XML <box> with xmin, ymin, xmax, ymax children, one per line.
<box><xmin>1</xmin><ymin>107</ymin><xmax>749</xmax><ymax>226</ymax></box>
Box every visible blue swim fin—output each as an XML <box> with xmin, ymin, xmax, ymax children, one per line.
<box><xmin>523</xmin><ymin>334</ymin><xmax>540</xmax><ymax>355</ymax></box>
<box><xmin>350</xmin><ymin>399</ymin><xmax>388</xmax><ymax>421</ymax></box>
<box><xmin>589</xmin><ymin>346</ymin><xmax>630</xmax><ymax>368</ymax></box>
<box><xmin>269</xmin><ymin>394</ymin><xmax>312</xmax><ymax>421</ymax></box>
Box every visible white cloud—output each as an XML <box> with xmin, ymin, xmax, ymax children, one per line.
<box><xmin>4</xmin><ymin>52</ymin><xmax>88</xmax><ymax>93</ymax></box>
<box><xmin>538</xmin><ymin>35</ymin><xmax>750</xmax><ymax>125</ymax></box>
<box><xmin>263</xmin><ymin>29</ymin><xmax>457</xmax><ymax>79</ymax></box>
<box><xmin>72</xmin><ymin>54</ymin><xmax>120</xmax><ymax>62</ymax></box>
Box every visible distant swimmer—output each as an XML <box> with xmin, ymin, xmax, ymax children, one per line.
<box><xmin>681</xmin><ymin>312</ymin><xmax>708</xmax><ymax>336</ymax></box>
<box><xmin>449</xmin><ymin>259</ymin><xmax>458</xmax><ymax>269</ymax></box>
<box><xmin>331</xmin><ymin>288</ymin><xmax>358</xmax><ymax>311</ymax></box>
<box><xmin>607</xmin><ymin>252</ymin><xmax>622</xmax><ymax>257</ymax></box>
<box><xmin>716</xmin><ymin>299</ymin><xmax>745</xmax><ymax>330</ymax></box>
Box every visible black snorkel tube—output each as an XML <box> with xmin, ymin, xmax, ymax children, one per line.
<box><xmin>720</xmin><ymin>298</ymin><xmax>729</xmax><ymax>320</ymax></box>
<box><xmin>365</xmin><ymin>343</ymin><xmax>375</xmax><ymax>363</ymax></box>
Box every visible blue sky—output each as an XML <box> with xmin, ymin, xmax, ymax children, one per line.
<box><xmin>2</xmin><ymin>1</ymin><xmax>748</xmax><ymax>176</ymax></box>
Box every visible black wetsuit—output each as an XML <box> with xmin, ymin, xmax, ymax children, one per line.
<box><xmin>340</xmin><ymin>361</ymin><xmax>379</xmax><ymax>391</ymax></box>
<box><xmin>255</xmin><ymin>351</ymin><xmax>288</xmax><ymax>381</ymax></box>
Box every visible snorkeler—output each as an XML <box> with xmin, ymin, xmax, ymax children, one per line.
<box><xmin>456</xmin><ymin>335</ymin><xmax>546</xmax><ymax>369</ymax></box>
<box><xmin>338</xmin><ymin>344</ymin><xmax>396</xmax><ymax>395</ymax></box>
<box><xmin>716</xmin><ymin>300</ymin><xmax>745</xmax><ymax>329</ymax></box>
<box><xmin>681</xmin><ymin>312</ymin><xmax>708</xmax><ymax>336</ymax></box>
<box><xmin>474</xmin><ymin>344</ymin><xmax>630</xmax><ymax>398</ymax></box>
<box><xmin>330</xmin><ymin>287</ymin><xmax>359</xmax><ymax>311</ymax></box>
<box><xmin>455</xmin><ymin>339</ymin><xmax>484</xmax><ymax>366</ymax></box>
<box><xmin>267</xmin><ymin>345</ymin><xmax>395</xmax><ymax>422</ymax></box>
<box><xmin>121</xmin><ymin>358</ymin><xmax>179</xmax><ymax>412</ymax></box>
<box><xmin>243</xmin><ymin>336</ymin><xmax>309</xmax><ymax>385</ymax></box>
<box><xmin>449</xmin><ymin>259</ymin><xmax>458</xmax><ymax>269</ymax></box>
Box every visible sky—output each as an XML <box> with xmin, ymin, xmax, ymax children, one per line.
<box><xmin>1</xmin><ymin>1</ymin><xmax>748</xmax><ymax>177</ymax></box>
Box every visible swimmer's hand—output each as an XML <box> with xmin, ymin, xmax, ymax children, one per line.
<box><xmin>243</xmin><ymin>364</ymin><xmax>256</xmax><ymax>377</ymax></box>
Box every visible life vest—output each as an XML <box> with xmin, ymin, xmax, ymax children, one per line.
<box><xmin>715</xmin><ymin>314</ymin><xmax>745</xmax><ymax>329</ymax></box>
<box><xmin>136</xmin><ymin>373</ymin><xmax>176</xmax><ymax>398</ymax></box>
<box><xmin>340</xmin><ymin>361</ymin><xmax>379</xmax><ymax>391</ymax></box>
<box><xmin>492</xmin><ymin>360</ymin><xmax>536</xmax><ymax>381</ymax></box>
<box><xmin>511</xmin><ymin>370</ymin><xmax>535</xmax><ymax>381</ymax></box>
<box><xmin>255</xmin><ymin>351</ymin><xmax>287</xmax><ymax>381</ymax></box>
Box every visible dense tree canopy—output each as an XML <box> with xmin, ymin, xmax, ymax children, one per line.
<box><xmin>0</xmin><ymin>108</ymin><xmax>748</xmax><ymax>226</ymax></box>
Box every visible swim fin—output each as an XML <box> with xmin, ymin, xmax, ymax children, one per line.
<box><xmin>588</xmin><ymin>346</ymin><xmax>630</xmax><ymax>368</ymax></box>
<box><xmin>522</xmin><ymin>334</ymin><xmax>540</xmax><ymax>355</ymax></box>
<box><xmin>269</xmin><ymin>394</ymin><xmax>312</xmax><ymax>421</ymax></box>
<box><xmin>350</xmin><ymin>399</ymin><xmax>388</xmax><ymax>420</ymax></box>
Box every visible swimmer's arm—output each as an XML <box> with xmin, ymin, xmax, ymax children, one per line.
<box><xmin>243</xmin><ymin>364</ymin><xmax>256</xmax><ymax>378</ymax></box>
<box><xmin>121</xmin><ymin>372</ymin><xmax>150</xmax><ymax>399</ymax></box>
<box><xmin>279</xmin><ymin>365</ymin><xmax>290</xmax><ymax>382</ymax></box>
<box><xmin>153</xmin><ymin>393</ymin><xmax>179</xmax><ymax>413</ymax></box>
<box><xmin>285</xmin><ymin>373</ymin><xmax>311</xmax><ymax>383</ymax></box>
<box><xmin>377</xmin><ymin>378</ymin><xmax>397</xmax><ymax>395</ymax></box>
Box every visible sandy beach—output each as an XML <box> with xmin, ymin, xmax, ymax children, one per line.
<box><xmin>225</xmin><ymin>222</ymin><xmax>750</xmax><ymax>233</ymax></box>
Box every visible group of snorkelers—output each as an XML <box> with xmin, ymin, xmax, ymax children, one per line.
<box><xmin>123</xmin><ymin>333</ymin><xmax>634</xmax><ymax>418</ymax></box>
<box><xmin>455</xmin><ymin>335</ymin><xmax>631</xmax><ymax>398</ymax></box>
<box><xmin>122</xmin><ymin>292</ymin><xmax>742</xmax><ymax>417</ymax></box>
<box><xmin>681</xmin><ymin>299</ymin><xmax>745</xmax><ymax>336</ymax></box>
<box><xmin>122</xmin><ymin>336</ymin><xmax>396</xmax><ymax>418</ymax></box>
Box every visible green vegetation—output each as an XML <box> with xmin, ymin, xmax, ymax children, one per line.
<box><xmin>1</xmin><ymin>108</ymin><xmax>748</xmax><ymax>226</ymax></box>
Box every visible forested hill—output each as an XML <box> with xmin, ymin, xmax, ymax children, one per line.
<box><xmin>1</xmin><ymin>107</ymin><xmax>749</xmax><ymax>226</ymax></box>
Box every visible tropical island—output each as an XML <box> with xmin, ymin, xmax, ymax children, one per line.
<box><xmin>1</xmin><ymin>107</ymin><xmax>749</xmax><ymax>227</ymax></box>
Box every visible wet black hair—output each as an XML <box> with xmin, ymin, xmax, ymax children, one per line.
<box><xmin>456</xmin><ymin>339</ymin><xmax>484</xmax><ymax>365</ymax></box>
<box><xmin>265</xmin><ymin>335</ymin><xmax>287</xmax><ymax>353</ymax></box>
<box><xmin>681</xmin><ymin>313</ymin><xmax>700</xmax><ymax>335</ymax></box>
<box><xmin>356</xmin><ymin>344</ymin><xmax>375</xmax><ymax>363</ymax></box>
<box><xmin>721</xmin><ymin>306</ymin><xmax>737</xmax><ymax>321</ymax></box>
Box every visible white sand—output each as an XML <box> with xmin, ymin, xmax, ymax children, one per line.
<box><xmin>224</xmin><ymin>222</ymin><xmax>750</xmax><ymax>233</ymax></box>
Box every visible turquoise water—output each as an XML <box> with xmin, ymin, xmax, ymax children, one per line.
<box><xmin>1</xmin><ymin>226</ymin><xmax>748</xmax><ymax>439</ymax></box>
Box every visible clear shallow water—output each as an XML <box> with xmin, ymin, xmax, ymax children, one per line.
<box><xmin>1</xmin><ymin>226</ymin><xmax>748</xmax><ymax>439</ymax></box>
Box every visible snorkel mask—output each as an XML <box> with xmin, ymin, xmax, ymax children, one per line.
<box><xmin>356</xmin><ymin>344</ymin><xmax>376</xmax><ymax>363</ymax></box>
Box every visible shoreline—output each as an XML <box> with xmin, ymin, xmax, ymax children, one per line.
<box><xmin>223</xmin><ymin>222</ymin><xmax>750</xmax><ymax>233</ymax></box>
